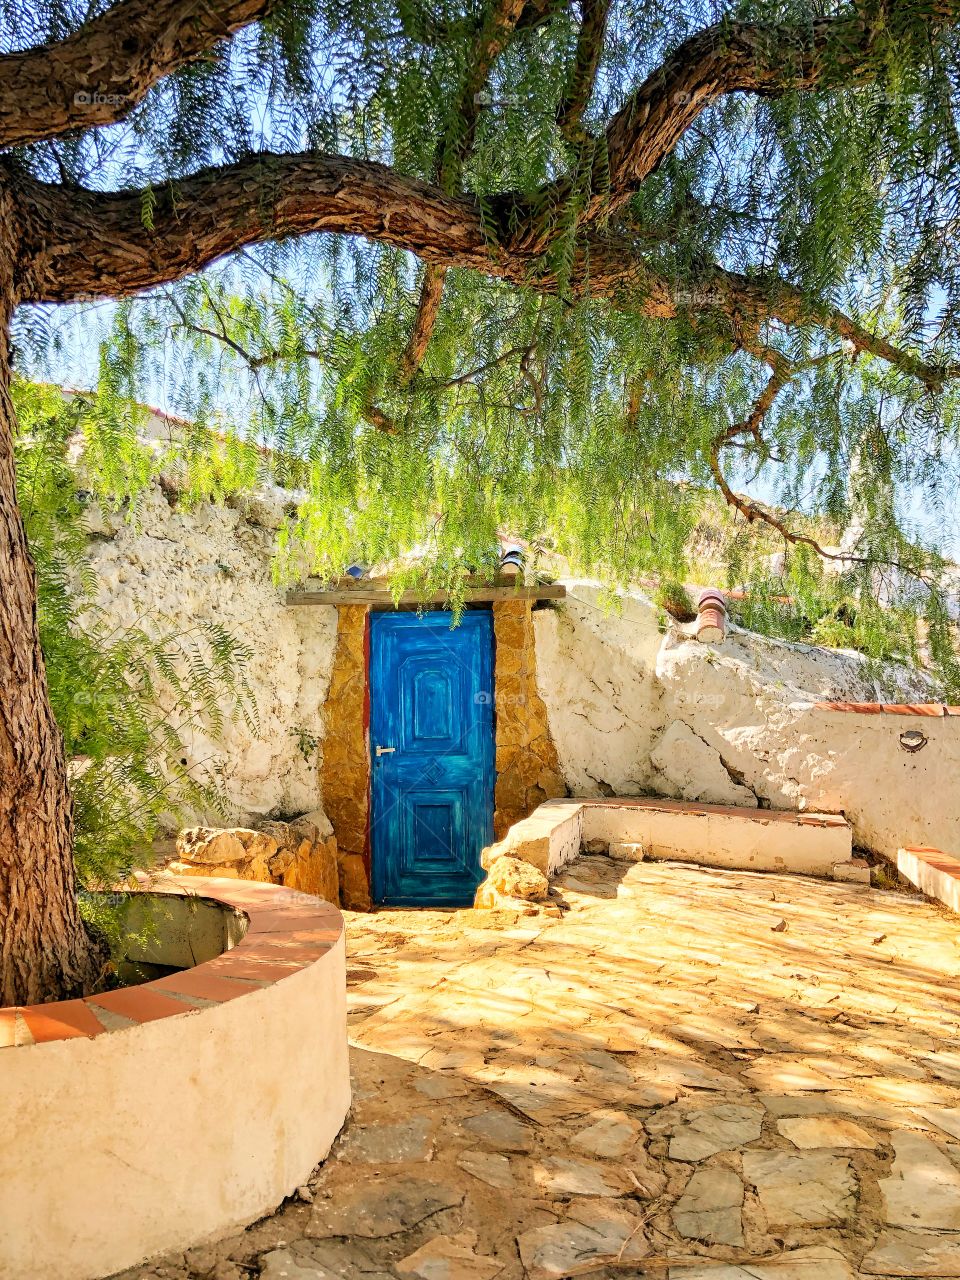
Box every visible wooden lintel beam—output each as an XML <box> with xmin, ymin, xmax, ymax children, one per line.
<box><xmin>285</xmin><ymin>583</ymin><xmax>567</xmax><ymax>606</ymax></box>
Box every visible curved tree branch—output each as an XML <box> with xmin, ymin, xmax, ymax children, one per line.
<box><xmin>709</xmin><ymin>440</ymin><xmax>935</xmax><ymax>588</ymax></box>
<box><xmin>700</xmin><ymin>263</ymin><xmax>960</xmax><ymax>392</ymax></box>
<box><xmin>706</xmin><ymin>339</ymin><xmax>938</xmax><ymax>587</ymax></box>
<box><xmin>598</xmin><ymin>12</ymin><xmax>895</xmax><ymax>217</ymax></box>
<box><xmin>13</xmin><ymin>154</ymin><xmax>960</xmax><ymax>400</ymax></box>
<box><xmin>13</xmin><ymin>154</ymin><xmax>498</xmax><ymax>301</ymax></box>
<box><xmin>398</xmin><ymin>264</ymin><xmax>448</xmax><ymax>385</ymax></box>
<box><xmin>505</xmin><ymin>0</ymin><xmax>960</xmax><ymax>243</ymax></box>
<box><xmin>0</xmin><ymin>0</ymin><xmax>281</xmax><ymax>150</ymax></box>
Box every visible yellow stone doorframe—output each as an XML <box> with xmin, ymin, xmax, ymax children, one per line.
<box><xmin>320</xmin><ymin>599</ymin><xmax>567</xmax><ymax>906</ymax></box>
<box><xmin>320</xmin><ymin>603</ymin><xmax>373</xmax><ymax>910</ymax></box>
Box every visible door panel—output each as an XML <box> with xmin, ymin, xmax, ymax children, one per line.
<box><xmin>370</xmin><ymin>610</ymin><xmax>494</xmax><ymax>906</ymax></box>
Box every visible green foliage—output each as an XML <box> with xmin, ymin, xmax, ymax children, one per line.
<box><xmin>290</xmin><ymin>726</ymin><xmax>321</xmax><ymax>762</ymax></box>
<box><xmin>7</xmin><ymin>0</ymin><xmax>960</xmax><ymax>685</ymax></box>
<box><xmin>726</xmin><ymin>560</ymin><xmax>960</xmax><ymax>698</ymax></box>
<box><xmin>655</xmin><ymin>580</ymin><xmax>697</xmax><ymax>622</ymax></box>
<box><xmin>11</xmin><ymin>381</ymin><xmax>258</xmax><ymax>932</ymax></box>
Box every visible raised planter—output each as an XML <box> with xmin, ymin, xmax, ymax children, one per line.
<box><xmin>0</xmin><ymin>876</ymin><xmax>350</xmax><ymax>1280</ymax></box>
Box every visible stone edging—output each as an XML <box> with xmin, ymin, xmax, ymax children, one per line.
<box><xmin>0</xmin><ymin>876</ymin><xmax>343</xmax><ymax>1047</ymax></box>
<box><xmin>476</xmin><ymin>796</ymin><xmax>856</xmax><ymax>907</ymax></box>
<box><xmin>897</xmin><ymin>846</ymin><xmax>960</xmax><ymax>913</ymax></box>
<box><xmin>579</xmin><ymin>796</ymin><xmax>849</xmax><ymax>828</ymax></box>
<box><xmin>814</xmin><ymin>701</ymin><xmax>960</xmax><ymax>716</ymax></box>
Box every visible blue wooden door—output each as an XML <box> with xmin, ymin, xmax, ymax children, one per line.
<box><xmin>370</xmin><ymin>610</ymin><xmax>494</xmax><ymax>906</ymax></box>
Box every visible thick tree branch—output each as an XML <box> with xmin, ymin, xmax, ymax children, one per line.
<box><xmin>0</xmin><ymin>0</ymin><xmax>280</xmax><ymax>150</ymax></box>
<box><xmin>14</xmin><ymin>155</ymin><xmax>959</xmax><ymax>399</ymax></box>
<box><xmin>506</xmin><ymin>0</ymin><xmax>960</xmax><ymax>240</ymax></box>
<box><xmin>598</xmin><ymin>12</ymin><xmax>894</xmax><ymax>217</ymax></box>
<box><xmin>13</xmin><ymin>154</ymin><xmax>499</xmax><ymax>301</ymax></box>
<box><xmin>556</xmin><ymin>0</ymin><xmax>610</xmax><ymax>144</ymax></box>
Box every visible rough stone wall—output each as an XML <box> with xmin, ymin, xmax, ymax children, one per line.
<box><xmin>170</xmin><ymin>812</ymin><xmax>341</xmax><ymax>904</ymax></box>
<box><xmin>533</xmin><ymin>580</ymin><xmax>959</xmax><ymax>860</ymax></box>
<box><xmin>532</xmin><ymin>585</ymin><xmax>667</xmax><ymax>796</ymax></box>
<box><xmin>86</xmin><ymin>479</ymin><xmax>337</xmax><ymax>825</ymax></box>
<box><xmin>492</xmin><ymin>600</ymin><xmax>567</xmax><ymax>839</ymax></box>
<box><xmin>320</xmin><ymin>606</ymin><xmax>373</xmax><ymax>909</ymax></box>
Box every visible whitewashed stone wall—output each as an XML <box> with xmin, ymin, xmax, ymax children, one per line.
<box><xmin>86</xmin><ymin>481</ymin><xmax>338</xmax><ymax>824</ymax></box>
<box><xmin>85</xmin><ymin>480</ymin><xmax>959</xmax><ymax>861</ymax></box>
<box><xmin>535</xmin><ymin>581</ymin><xmax>958</xmax><ymax>860</ymax></box>
<box><xmin>531</xmin><ymin>586</ymin><xmax>665</xmax><ymax>796</ymax></box>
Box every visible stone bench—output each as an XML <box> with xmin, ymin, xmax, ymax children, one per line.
<box><xmin>897</xmin><ymin>846</ymin><xmax>960</xmax><ymax>913</ymax></box>
<box><xmin>480</xmin><ymin>796</ymin><xmax>855</xmax><ymax>897</ymax></box>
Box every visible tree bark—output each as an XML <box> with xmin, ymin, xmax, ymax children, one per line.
<box><xmin>0</xmin><ymin>0</ymin><xmax>281</xmax><ymax>149</ymax></box>
<box><xmin>0</xmin><ymin>212</ymin><xmax>103</xmax><ymax>1006</ymax></box>
<box><xmin>16</xmin><ymin>160</ymin><xmax>955</xmax><ymax>389</ymax></box>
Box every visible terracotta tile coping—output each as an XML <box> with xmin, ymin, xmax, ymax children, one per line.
<box><xmin>0</xmin><ymin>876</ymin><xmax>344</xmax><ymax>1048</ymax></box>
<box><xmin>901</xmin><ymin>846</ymin><xmax>960</xmax><ymax>876</ymax></box>
<box><xmin>546</xmin><ymin>796</ymin><xmax>849</xmax><ymax>828</ymax></box>
<box><xmin>814</xmin><ymin>701</ymin><xmax>960</xmax><ymax>717</ymax></box>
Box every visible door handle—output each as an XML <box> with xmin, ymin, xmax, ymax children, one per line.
<box><xmin>375</xmin><ymin>745</ymin><xmax>396</xmax><ymax>757</ymax></box>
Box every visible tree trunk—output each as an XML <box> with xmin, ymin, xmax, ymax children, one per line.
<box><xmin>0</xmin><ymin>237</ymin><xmax>103</xmax><ymax>1006</ymax></box>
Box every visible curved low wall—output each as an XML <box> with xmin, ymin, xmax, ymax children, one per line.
<box><xmin>0</xmin><ymin>877</ymin><xmax>350</xmax><ymax>1280</ymax></box>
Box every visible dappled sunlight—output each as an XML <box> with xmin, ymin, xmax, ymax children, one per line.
<box><xmin>111</xmin><ymin>854</ymin><xmax>960</xmax><ymax>1279</ymax></box>
<box><xmin>327</xmin><ymin>855</ymin><xmax>960</xmax><ymax>1276</ymax></box>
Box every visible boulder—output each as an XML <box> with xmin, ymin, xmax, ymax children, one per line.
<box><xmin>474</xmin><ymin>855</ymin><xmax>550</xmax><ymax>909</ymax></box>
<box><xmin>177</xmin><ymin>827</ymin><xmax>260</xmax><ymax>865</ymax></box>
<box><xmin>297</xmin><ymin>807</ymin><xmax>335</xmax><ymax>840</ymax></box>
<box><xmin>487</xmin><ymin>856</ymin><xmax>549</xmax><ymax>900</ymax></box>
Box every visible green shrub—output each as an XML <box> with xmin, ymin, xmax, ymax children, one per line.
<box><xmin>654</xmin><ymin>580</ymin><xmax>698</xmax><ymax>622</ymax></box>
<box><xmin>13</xmin><ymin>382</ymin><xmax>258</xmax><ymax>953</ymax></box>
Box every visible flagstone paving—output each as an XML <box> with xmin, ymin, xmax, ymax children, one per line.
<box><xmin>117</xmin><ymin>854</ymin><xmax>960</xmax><ymax>1280</ymax></box>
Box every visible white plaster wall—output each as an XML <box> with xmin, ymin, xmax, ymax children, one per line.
<box><xmin>654</xmin><ymin>636</ymin><xmax>960</xmax><ymax>857</ymax></box>
<box><xmin>533</xmin><ymin>583</ymin><xmax>666</xmax><ymax>795</ymax></box>
<box><xmin>535</xmin><ymin>580</ymin><xmax>960</xmax><ymax>860</ymax></box>
<box><xmin>86</xmin><ymin>481</ymin><xmax>337</xmax><ymax>824</ymax></box>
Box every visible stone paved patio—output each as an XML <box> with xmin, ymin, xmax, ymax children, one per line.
<box><xmin>120</xmin><ymin>854</ymin><xmax>960</xmax><ymax>1280</ymax></box>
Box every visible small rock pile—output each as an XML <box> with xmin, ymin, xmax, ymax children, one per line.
<box><xmin>170</xmin><ymin>810</ymin><xmax>342</xmax><ymax>905</ymax></box>
<box><xmin>473</xmin><ymin>853</ymin><xmax>553</xmax><ymax>913</ymax></box>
